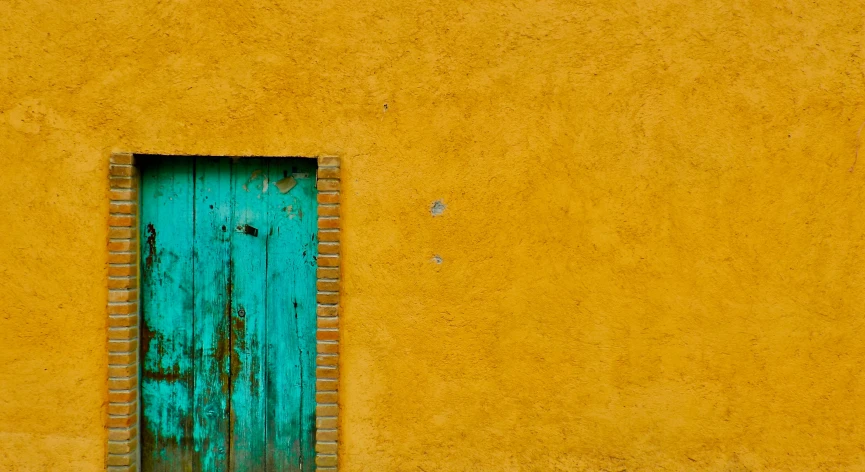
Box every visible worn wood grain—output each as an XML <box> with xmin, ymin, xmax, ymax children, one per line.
<box><xmin>192</xmin><ymin>157</ymin><xmax>232</xmax><ymax>471</ymax></box>
<box><xmin>140</xmin><ymin>157</ymin><xmax>196</xmax><ymax>471</ymax></box>
<box><xmin>229</xmin><ymin>158</ymin><xmax>269</xmax><ymax>471</ymax></box>
<box><xmin>265</xmin><ymin>159</ymin><xmax>319</xmax><ymax>471</ymax></box>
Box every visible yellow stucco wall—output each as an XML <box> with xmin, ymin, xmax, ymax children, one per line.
<box><xmin>2</xmin><ymin>1</ymin><xmax>865</xmax><ymax>470</ymax></box>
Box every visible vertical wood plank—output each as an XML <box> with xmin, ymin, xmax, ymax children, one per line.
<box><xmin>192</xmin><ymin>157</ymin><xmax>232</xmax><ymax>472</ymax></box>
<box><xmin>140</xmin><ymin>157</ymin><xmax>196</xmax><ymax>471</ymax></box>
<box><xmin>229</xmin><ymin>159</ymin><xmax>269</xmax><ymax>471</ymax></box>
<box><xmin>264</xmin><ymin>159</ymin><xmax>319</xmax><ymax>471</ymax></box>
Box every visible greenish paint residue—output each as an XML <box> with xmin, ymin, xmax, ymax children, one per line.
<box><xmin>140</xmin><ymin>156</ymin><xmax>318</xmax><ymax>471</ymax></box>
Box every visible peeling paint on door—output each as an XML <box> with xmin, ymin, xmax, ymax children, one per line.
<box><xmin>140</xmin><ymin>157</ymin><xmax>318</xmax><ymax>471</ymax></box>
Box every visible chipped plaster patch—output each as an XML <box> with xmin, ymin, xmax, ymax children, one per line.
<box><xmin>430</xmin><ymin>200</ymin><xmax>446</xmax><ymax>216</ymax></box>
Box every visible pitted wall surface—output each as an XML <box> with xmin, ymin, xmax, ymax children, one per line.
<box><xmin>2</xmin><ymin>1</ymin><xmax>865</xmax><ymax>470</ymax></box>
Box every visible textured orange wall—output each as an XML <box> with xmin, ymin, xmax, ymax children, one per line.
<box><xmin>2</xmin><ymin>1</ymin><xmax>865</xmax><ymax>470</ymax></box>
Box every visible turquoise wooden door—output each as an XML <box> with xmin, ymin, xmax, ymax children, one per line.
<box><xmin>139</xmin><ymin>157</ymin><xmax>317</xmax><ymax>471</ymax></box>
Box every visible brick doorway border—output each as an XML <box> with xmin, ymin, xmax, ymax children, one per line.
<box><xmin>106</xmin><ymin>152</ymin><xmax>342</xmax><ymax>471</ymax></box>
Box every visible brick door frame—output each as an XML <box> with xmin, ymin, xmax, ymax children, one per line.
<box><xmin>106</xmin><ymin>152</ymin><xmax>342</xmax><ymax>471</ymax></box>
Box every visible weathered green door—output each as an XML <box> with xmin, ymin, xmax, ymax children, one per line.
<box><xmin>139</xmin><ymin>157</ymin><xmax>317</xmax><ymax>471</ymax></box>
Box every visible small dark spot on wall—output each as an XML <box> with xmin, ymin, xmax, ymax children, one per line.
<box><xmin>432</xmin><ymin>255</ymin><xmax>443</xmax><ymax>264</ymax></box>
